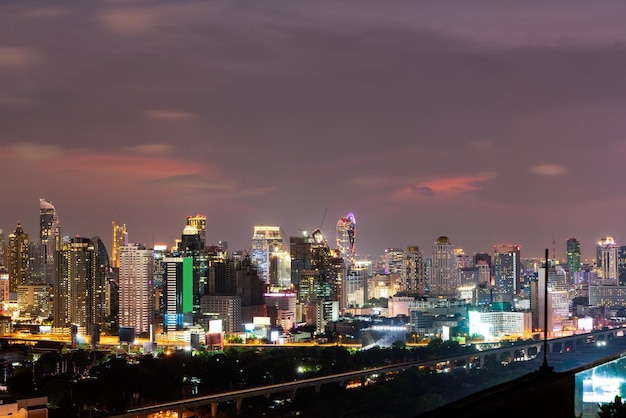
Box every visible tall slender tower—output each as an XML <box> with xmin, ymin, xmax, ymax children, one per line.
<box><xmin>598</xmin><ymin>237</ymin><xmax>619</xmax><ymax>285</ymax></box>
<box><xmin>40</xmin><ymin>198</ymin><xmax>60</xmax><ymax>285</ymax></box>
<box><xmin>430</xmin><ymin>236</ymin><xmax>455</xmax><ymax>298</ymax></box>
<box><xmin>336</xmin><ymin>213</ymin><xmax>356</xmax><ymax>263</ymax></box>
<box><xmin>251</xmin><ymin>226</ymin><xmax>283</xmax><ymax>284</ymax></box>
<box><xmin>119</xmin><ymin>244</ymin><xmax>154</xmax><ymax>334</ymax></box>
<box><xmin>7</xmin><ymin>223</ymin><xmax>29</xmax><ymax>293</ymax></box>
<box><xmin>400</xmin><ymin>246</ymin><xmax>425</xmax><ymax>296</ymax></box>
<box><xmin>566</xmin><ymin>238</ymin><xmax>581</xmax><ymax>277</ymax></box>
<box><xmin>493</xmin><ymin>244</ymin><xmax>521</xmax><ymax>295</ymax></box>
<box><xmin>111</xmin><ymin>220</ymin><xmax>128</xmax><ymax>269</ymax></box>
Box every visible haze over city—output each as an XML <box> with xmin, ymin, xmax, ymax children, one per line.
<box><xmin>3</xmin><ymin>1</ymin><xmax>626</xmax><ymax>258</ymax></box>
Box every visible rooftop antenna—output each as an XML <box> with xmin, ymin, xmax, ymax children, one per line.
<box><xmin>539</xmin><ymin>247</ymin><xmax>554</xmax><ymax>374</ymax></box>
<box><xmin>319</xmin><ymin>208</ymin><xmax>327</xmax><ymax>230</ymax></box>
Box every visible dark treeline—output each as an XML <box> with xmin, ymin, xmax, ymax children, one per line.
<box><xmin>4</xmin><ymin>340</ymin><xmax>534</xmax><ymax>417</ymax></box>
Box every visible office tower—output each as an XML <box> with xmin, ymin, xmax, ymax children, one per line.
<box><xmin>40</xmin><ymin>198</ymin><xmax>60</xmax><ymax>285</ymax></box>
<box><xmin>430</xmin><ymin>236</ymin><xmax>455</xmax><ymax>298</ymax></box>
<box><xmin>384</xmin><ymin>248</ymin><xmax>404</xmax><ymax>275</ymax></box>
<box><xmin>162</xmin><ymin>257</ymin><xmax>193</xmax><ymax>332</ymax></box>
<box><xmin>251</xmin><ymin>225</ymin><xmax>283</xmax><ymax>284</ymax></box>
<box><xmin>598</xmin><ymin>237</ymin><xmax>619</xmax><ymax>285</ymax></box>
<box><xmin>28</xmin><ymin>241</ymin><xmax>45</xmax><ymax>284</ymax></box>
<box><xmin>7</xmin><ymin>223</ymin><xmax>29</xmax><ymax>293</ymax></box>
<box><xmin>336</xmin><ymin>213</ymin><xmax>356</xmax><ymax>263</ymax></box>
<box><xmin>17</xmin><ymin>284</ymin><xmax>51</xmax><ymax>318</ymax></box>
<box><xmin>400</xmin><ymin>246</ymin><xmax>425</xmax><ymax>296</ymax></box>
<box><xmin>476</xmin><ymin>260</ymin><xmax>491</xmax><ymax>286</ymax></box>
<box><xmin>54</xmin><ymin>237</ymin><xmax>108</xmax><ymax>333</ymax></box>
<box><xmin>619</xmin><ymin>246</ymin><xmax>626</xmax><ymax>286</ymax></box>
<box><xmin>0</xmin><ymin>229</ymin><xmax>5</xmax><ymax>266</ymax></box>
<box><xmin>566</xmin><ymin>238</ymin><xmax>581</xmax><ymax>277</ymax></box>
<box><xmin>0</xmin><ymin>266</ymin><xmax>9</xmax><ymax>302</ymax></box>
<box><xmin>111</xmin><ymin>220</ymin><xmax>128</xmax><ymax>269</ymax></box>
<box><xmin>493</xmin><ymin>244</ymin><xmax>521</xmax><ymax>295</ymax></box>
<box><xmin>119</xmin><ymin>244</ymin><xmax>154</xmax><ymax>335</ymax></box>
<box><xmin>289</xmin><ymin>229</ymin><xmax>343</xmax><ymax>307</ymax></box>
<box><xmin>186</xmin><ymin>215</ymin><xmax>207</xmax><ymax>247</ymax></box>
<box><xmin>178</xmin><ymin>222</ymin><xmax>208</xmax><ymax>309</ymax></box>
<box><xmin>346</xmin><ymin>260</ymin><xmax>371</xmax><ymax>308</ymax></box>
<box><xmin>200</xmin><ymin>295</ymin><xmax>241</xmax><ymax>333</ymax></box>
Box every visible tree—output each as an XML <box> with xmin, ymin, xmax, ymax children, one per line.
<box><xmin>598</xmin><ymin>395</ymin><xmax>626</xmax><ymax>418</ymax></box>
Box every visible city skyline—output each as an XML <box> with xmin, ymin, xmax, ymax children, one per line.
<box><xmin>3</xmin><ymin>1</ymin><xmax>626</xmax><ymax>258</ymax></box>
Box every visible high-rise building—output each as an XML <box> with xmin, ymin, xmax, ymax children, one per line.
<box><xmin>54</xmin><ymin>237</ymin><xmax>108</xmax><ymax>333</ymax></box>
<box><xmin>289</xmin><ymin>229</ymin><xmax>343</xmax><ymax>308</ymax></box>
<box><xmin>119</xmin><ymin>244</ymin><xmax>154</xmax><ymax>335</ymax></box>
<box><xmin>251</xmin><ymin>225</ymin><xmax>283</xmax><ymax>284</ymax></box>
<box><xmin>40</xmin><ymin>198</ymin><xmax>60</xmax><ymax>285</ymax></box>
<box><xmin>493</xmin><ymin>244</ymin><xmax>521</xmax><ymax>295</ymax></box>
<box><xmin>566</xmin><ymin>238</ymin><xmax>581</xmax><ymax>277</ymax></box>
<box><xmin>336</xmin><ymin>213</ymin><xmax>356</xmax><ymax>263</ymax></box>
<box><xmin>186</xmin><ymin>215</ymin><xmax>207</xmax><ymax>247</ymax></box>
<box><xmin>7</xmin><ymin>223</ymin><xmax>29</xmax><ymax>293</ymax></box>
<box><xmin>0</xmin><ymin>229</ymin><xmax>5</xmax><ymax>267</ymax></box>
<box><xmin>111</xmin><ymin>220</ymin><xmax>128</xmax><ymax>269</ymax></box>
<box><xmin>598</xmin><ymin>237</ymin><xmax>619</xmax><ymax>285</ymax></box>
<box><xmin>384</xmin><ymin>248</ymin><xmax>404</xmax><ymax>275</ymax></box>
<box><xmin>400</xmin><ymin>246</ymin><xmax>425</xmax><ymax>296</ymax></box>
<box><xmin>162</xmin><ymin>257</ymin><xmax>193</xmax><ymax>332</ymax></box>
<box><xmin>430</xmin><ymin>236</ymin><xmax>455</xmax><ymax>298</ymax></box>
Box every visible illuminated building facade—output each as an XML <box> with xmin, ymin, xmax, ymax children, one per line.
<box><xmin>468</xmin><ymin>310</ymin><xmax>532</xmax><ymax>341</ymax></box>
<box><xmin>54</xmin><ymin>237</ymin><xmax>108</xmax><ymax>333</ymax></box>
<box><xmin>493</xmin><ymin>244</ymin><xmax>521</xmax><ymax>295</ymax></box>
<box><xmin>336</xmin><ymin>213</ymin><xmax>356</xmax><ymax>263</ymax></box>
<box><xmin>40</xmin><ymin>198</ymin><xmax>60</xmax><ymax>285</ymax></box>
<box><xmin>430</xmin><ymin>236</ymin><xmax>455</xmax><ymax>298</ymax></box>
<box><xmin>200</xmin><ymin>295</ymin><xmax>242</xmax><ymax>333</ymax></box>
<box><xmin>7</xmin><ymin>223</ymin><xmax>29</xmax><ymax>293</ymax></box>
<box><xmin>567</xmin><ymin>238</ymin><xmax>581</xmax><ymax>277</ymax></box>
<box><xmin>400</xmin><ymin>246</ymin><xmax>425</xmax><ymax>296</ymax></box>
<box><xmin>17</xmin><ymin>284</ymin><xmax>51</xmax><ymax>317</ymax></box>
<box><xmin>589</xmin><ymin>285</ymin><xmax>626</xmax><ymax>308</ymax></box>
<box><xmin>251</xmin><ymin>225</ymin><xmax>284</xmax><ymax>284</ymax></box>
<box><xmin>186</xmin><ymin>214</ymin><xmax>207</xmax><ymax>247</ymax></box>
<box><xmin>383</xmin><ymin>248</ymin><xmax>403</xmax><ymax>275</ymax></box>
<box><xmin>162</xmin><ymin>257</ymin><xmax>193</xmax><ymax>332</ymax></box>
<box><xmin>119</xmin><ymin>244</ymin><xmax>154</xmax><ymax>334</ymax></box>
<box><xmin>111</xmin><ymin>220</ymin><xmax>128</xmax><ymax>269</ymax></box>
<box><xmin>598</xmin><ymin>237</ymin><xmax>619</xmax><ymax>285</ymax></box>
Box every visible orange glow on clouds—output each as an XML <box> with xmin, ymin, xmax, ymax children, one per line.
<box><xmin>392</xmin><ymin>173</ymin><xmax>496</xmax><ymax>201</ymax></box>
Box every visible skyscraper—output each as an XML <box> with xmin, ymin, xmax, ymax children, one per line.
<box><xmin>384</xmin><ymin>248</ymin><xmax>404</xmax><ymax>275</ymax></box>
<box><xmin>119</xmin><ymin>244</ymin><xmax>154</xmax><ymax>335</ymax></box>
<box><xmin>162</xmin><ymin>256</ymin><xmax>193</xmax><ymax>333</ymax></box>
<box><xmin>566</xmin><ymin>238</ymin><xmax>581</xmax><ymax>279</ymax></box>
<box><xmin>430</xmin><ymin>236</ymin><xmax>455</xmax><ymax>298</ymax></box>
<box><xmin>186</xmin><ymin>215</ymin><xmax>207</xmax><ymax>247</ymax></box>
<box><xmin>336</xmin><ymin>213</ymin><xmax>356</xmax><ymax>263</ymax></box>
<box><xmin>400</xmin><ymin>246</ymin><xmax>425</xmax><ymax>296</ymax></box>
<box><xmin>493</xmin><ymin>244</ymin><xmax>521</xmax><ymax>295</ymax></box>
<box><xmin>54</xmin><ymin>237</ymin><xmax>108</xmax><ymax>333</ymax></box>
<box><xmin>111</xmin><ymin>220</ymin><xmax>128</xmax><ymax>269</ymax></box>
<box><xmin>250</xmin><ymin>225</ymin><xmax>283</xmax><ymax>284</ymax></box>
<box><xmin>40</xmin><ymin>198</ymin><xmax>60</xmax><ymax>285</ymax></box>
<box><xmin>598</xmin><ymin>237</ymin><xmax>619</xmax><ymax>285</ymax></box>
<box><xmin>7</xmin><ymin>223</ymin><xmax>29</xmax><ymax>293</ymax></box>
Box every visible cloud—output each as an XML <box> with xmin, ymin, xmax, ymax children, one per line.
<box><xmin>125</xmin><ymin>143</ymin><xmax>173</xmax><ymax>155</ymax></box>
<box><xmin>529</xmin><ymin>163</ymin><xmax>569</xmax><ymax>176</ymax></box>
<box><xmin>142</xmin><ymin>109</ymin><xmax>197</xmax><ymax>121</ymax></box>
<box><xmin>10</xmin><ymin>143</ymin><xmax>62</xmax><ymax>161</ymax></box>
<box><xmin>392</xmin><ymin>172</ymin><xmax>497</xmax><ymax>201</ymax></box>
<box><xmin>99</xmin><ymin>9</ymin><xmax>156</xmax><ymax>34</ymax></box>
<box><xmin>0</xmin><ymin>47</ymin><xmax>39</xmax><ymax>68</ymax></box>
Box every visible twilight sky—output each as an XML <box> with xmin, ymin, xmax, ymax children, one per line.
<box><xmin>2</xmin><ymin>0</ymin><xmax>626</xmax><ymax>260</ymax></box>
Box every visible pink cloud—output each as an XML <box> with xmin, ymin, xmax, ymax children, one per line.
<box><xmin>392</xmin><ymin>173</ymin><xmax>497</xmax><ymax>201</ymax></box>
